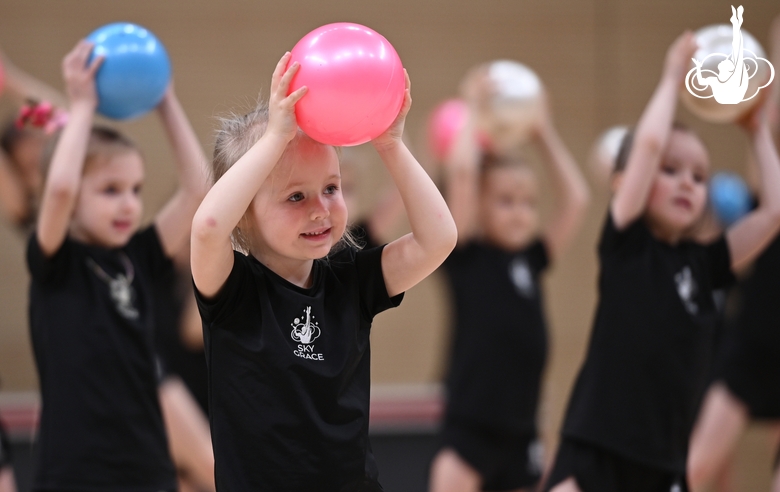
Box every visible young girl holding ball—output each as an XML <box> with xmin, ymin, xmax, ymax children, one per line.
<box><xmin>546</xmin><ymin>32</ymin><xmax>780</xmax><ymax>492</ymax></box>
<box><xmin>190</xmin><ymin>53</ymin><xmax>456</xmax><ymax>491</ymax></box>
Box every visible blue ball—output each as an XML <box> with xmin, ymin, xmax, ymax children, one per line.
<box><xmin>86</xmin><ymin>23</ymin><xmax>171</xmax><ymax>120</ymax></box>
<box><xmin>709</xmin><ymin>172</ymin><xmax>751</xmax><ymax>226</ymax></box>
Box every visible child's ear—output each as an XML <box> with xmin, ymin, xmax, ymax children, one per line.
<box><xmin>610</xmin><ymin>171</ymin><xmax>624</xmax><ymax>195</ymax></box>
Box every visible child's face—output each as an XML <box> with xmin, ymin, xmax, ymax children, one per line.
<box><xmin>69</xmin><ymin>151</ymin><xmax>144</xmax><ymax>248</ymax></box>
<box><xmin>247</xmin><ymin>140</ymin><xmax>347</xmax><ymax>263</ymax></box>
<box><xmin>646</xmin><ymin>130</ymin><xmax>709</xmax><ymax>236</ymax></box>
<box><xmin>479</xmin><ymin>165</ymin><xmax>539</xmax><ymax>251</ymax></box>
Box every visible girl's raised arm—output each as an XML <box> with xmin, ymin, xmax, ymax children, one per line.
<box><xmin>36</xmin><ymin>41</ymin><xmax>102</xmax><ymax>257</ymax></box>
<box><xmin>190</xmin><ymin>53</ymin><xmax>307</xmax><ymax>297</ymax></box>
<box><xmin>535</xmin><ymin>95</ymin><xmax>590</xmax><ymax>261</ymax></box>
<box><xmin>374</xmin><ymin>72</ymin><xmax>458</xmax><ymax>298</ymax></box>
<box><xmin>611</xmin><ymin>32</ymin><xmax>697</xmax><ymax>230</ymax></box>
<box><xmin>152</xmin><ymin>85</ymin><xmax>211</xmax><ymax>258</ymax></box>
<box><xmin>442</xmin><ymin>109</ymin><xmax>481</xmax><ymax>245</ymax></box>
<box><xmin>0</xmin><ymin>47</ymin><xmax>68</xmax><ymax>109</ymax></box>
<box><xmin>726</xmin><ymin>109</ymin><xmax>780</xmax><ymax>272</ymax></box>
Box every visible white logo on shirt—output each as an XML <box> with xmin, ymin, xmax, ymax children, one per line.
<box><xmin>509</xmin><ymin>257</ymin><xmax>535</xmax><ymax>298</ymax></box>
<box><xmin>674</xmin><ymin>266</ymin><xmax>699</xmax><ymax>315</ymax></box>
<box><xmin>291</xmin><ymin>306</ymin><xmax>324</xmax><ymax>361</ymax></box>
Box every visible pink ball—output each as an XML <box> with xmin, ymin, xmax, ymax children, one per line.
<box><xmin>428</xmin><ymin>99</ymin><xmax>468</xmax><ymax>162</ymax></box>
<box><xmin>288</xmin><ymin>23</ymin><xmax>405</xmax><ymax>147</ymax></box>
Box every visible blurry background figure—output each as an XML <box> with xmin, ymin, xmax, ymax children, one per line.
<box><xmin>0</xmin><ymin>47</ymin><xmax>67</xmax><ymax>232</ymax></box>
<box><xmin>428</xmin><ymin>78</ymin><xmax>589</xmax><ymax>492</ymax></box>
<box><xmin>0</xmin><ymin>44</ymin><xmax>214</xmax><ymax>492</ymax></box>
<box><xmin>687</xmin><ymin>14</ymin><xmax>780</xmax><ymax>492</ymax></box>
<box><xmin>340</xmin><ymin>145</ymin><xmax>406</xmax><ymax>249</ymax></box>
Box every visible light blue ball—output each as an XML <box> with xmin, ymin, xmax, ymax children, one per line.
<box><xmin>709</xmin><ymin>172</ymin><xmax>751</xmax><ymax>226</ymax></box>
<box><xmin>86</xmin><ymin>23</ymin><xmax>171</xmax><ymax>120</ymax></box>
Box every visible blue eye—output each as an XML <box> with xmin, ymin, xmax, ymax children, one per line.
<box><xmin>324</xmin><ymin>185</ymin><xmax>338</xmax><ymax>195</ymax></box>
<box><xmin>288</xmin><ymin>192</ymin><xmax>304</xmax><ymax>202</ymax></box>
<box><xmin>104</xmin><ymin>186</ymin><xmax>119</xmax><ymax>195</ymax></box>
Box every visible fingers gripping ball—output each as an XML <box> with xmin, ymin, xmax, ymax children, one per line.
<box><xmin>709</xmin><ymin>172</ymin><xmax>751</xmax><ymax>226</ymax></box>
<box><xmin>87</xmin><ymin>23</ymin><xmax>171</xmax><ymax>120</ymax></box>
<box><xmin>287</xmin><ymin>23</ymin><xmax>406</xmax><ymax>147</ymax></box>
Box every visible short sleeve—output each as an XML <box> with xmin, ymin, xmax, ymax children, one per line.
<box><xmin>598</xmin><ymin>210</ymin><xmax>650</xmax><ymax>257</ymax></box>
<box><xmin>26</xmin><ymin>232</ymin><xmax>72</xmax><ymax>286</ymax></box>
<box><xmin>354</xmin><ymin>245</ymin><xmax>403</xmax><ymax>321</ymax></box>
<box><xmin>127</xmin><ymin>225</ymin><xmax>174</xmax><ymax>283</ymax></box>
<box><xmin>704</xmin><ymin>235</ymin><xmax>736</xmax><ymax>289</ymax></box>
<box><xmin>194</xmin><ymin>251</ymin><xmax>252</xmax><ymax>326</ymax></box>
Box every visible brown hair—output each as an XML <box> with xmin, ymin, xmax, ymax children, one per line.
<box><xmin>41</xmin><ymin>125</ymin><xmax>139</xmax><ymax>179</ymax></box>
<box><xmin>212</xmin><ymin>101</ymin><xmax>358</xmax><ymax>254</ymax></box>
<box><xmin>614</xmin><ymin>122</ymin><xmax>694</xmax><ymax>174</ymax></box>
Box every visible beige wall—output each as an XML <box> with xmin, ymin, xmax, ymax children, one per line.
<box><xmin>1</xmin><ymin>0</ymin><xmax>778</xmax><ymax>487</ymax></box>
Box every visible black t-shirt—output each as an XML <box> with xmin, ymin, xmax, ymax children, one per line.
<box><xmin>27</xmin><ymin>227</ymin><xmax>177</xmax><ymax>491</ymax></box>
<box><xmin>0</xmin><ymin>418</ymin><xmax>10</xmax><ymax>469</ymax></box>
<box><xmin>154</xmin><ymin>268</ymin><xmax>209</xmax><ymax>414</ymax></box>
<box><xmin>443</xmin><ymin>240</ymin><xmax>549</xmax><ymax>434</ymax></box>
<box><xmin>562</xmin><ymin>213</ymin><xmax>735</xmax><ymax>473</ymax></box>
<box><xmin>195</xmin><ymin>245</ymin><xmax>403</xmax><ymax>492</ymax></box>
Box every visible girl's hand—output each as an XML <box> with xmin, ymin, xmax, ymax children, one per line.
<box><xmin>663</xmin><ymin>31</ymin><xmax>697</xmax><ymax>85</ymax></box>
<box><xmin>266</xmin><ymin>52</ymin><xmax>307</xmax><ymax>143</ymax></box>
<box><xmin>62</xmin><ymin>40</ymin><xmax>103</xmax><ymax>108</ymax></box>
<box><xmin>372</xmin><ymin>69</ymin><xmax>412</xmax><ymax>151</ymax></box>
<box><xmin>736</xmin><ymin>82</ymin><xmax>772</xmax><ymax>133</ymax></box>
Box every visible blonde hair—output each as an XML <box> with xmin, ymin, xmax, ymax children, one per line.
<box><xmin>212</xmin><ymin>101</ymin><xmax>359</xmax><ymax>254</ymax></box>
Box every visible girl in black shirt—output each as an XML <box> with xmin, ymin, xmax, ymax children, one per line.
<box><xmin>28</xmin><ymin>40</ymin><xmax>210</xmax><ymax>491</ymax></box>
<box><xmin>546</xmin><ymin>32</ymin><xmax>780</xmax><ymax>492</ymax></box>
<box><xmin>190</xmin><ymin>54</ymin><xmax>456</xmax><ymax>491</ymax></box>
<box><xmin>687</xmin><ymin>15</ymin><xmax>780</xmax><ymax>491</ymax></box>
<box><xmin>429</xmin><ymin>92</ymin><xmax>590</xmax><ymax>492</ymax></box>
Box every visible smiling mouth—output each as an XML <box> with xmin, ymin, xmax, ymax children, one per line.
<box><xmin>674</xmin><ymin>198</ymin><xmax>692</xmax><ymax>209</ymax></box>
<box><xmin>301</xmin><ymin>228</ymin><xmax>331</xmax><ymax>240</ymax></box>
<box><xmin>113</xmin><ymin>220</ymin><xmax>132</xmax><ymax>229</ymax></box>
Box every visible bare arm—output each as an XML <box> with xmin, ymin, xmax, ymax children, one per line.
<box><xmin>535</xmin><ymin>96</ymin><xmax>590</xmax><ymax>261</ymax></box>
<box><xmin>0</xmin><ymin>47</ymin><xmax>68</xmax><ymax>108</ymax></box>
<box><xmin>726</xmin><ymin>120</ymin><xmax>780</xmax><ymax>272</ymax></box>
<box><xmin>374</xmin><ymin>72</ymin><xmax>458</xmax><ymax>298</ymax></box>
<box><xmin>612</xmin><ymin>32</ymin><xmax>697</xmax><ymax>229</ymax></box>
<box><xmin>36</xmin><ymin>41</ymin><xmax>101</xmax><ymax>256</ymax></box>
<box><xmin>153</xmin><ymin>86</ymin><xmax>211</xmax><ymax>258</ymax></box>
<box><xmin>191</xmin><ymin>53</ymin><xmax>306</xmax><ymax>297</ymax></box>
<box><xmin>442</xmin><ymin>108</ymin><xmax>481</xmax><ymax>245</ymax></box>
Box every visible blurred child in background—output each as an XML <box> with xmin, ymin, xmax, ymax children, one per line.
<box><xmin>546</xmin><ymin>32</ymin><xmax>780</xmax><ymax>492</ymax></box>
<box><xmin>428</xmin><ymin>91</ymin><xmax>590</xmax><ymax>492</ymax></box>
<box><xmin>687</xmin><ymin>14</ymin><xmax>780</xmax><ymax>492</ymax></box>
<box><xmin>27</xmin><ymin>39</ymin><xmax>210</xmax><ymax>491</ymax></box>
